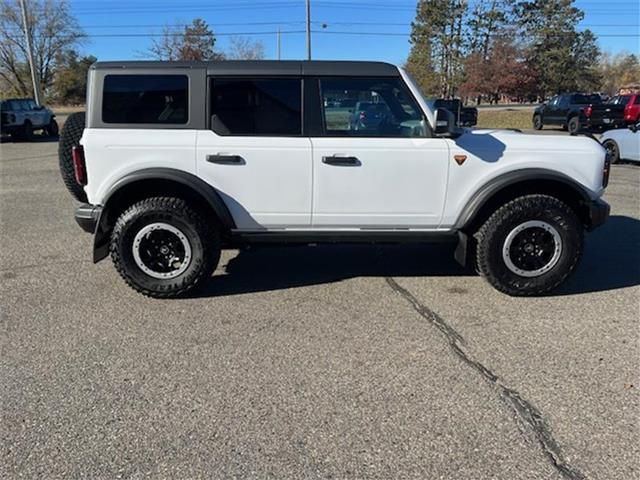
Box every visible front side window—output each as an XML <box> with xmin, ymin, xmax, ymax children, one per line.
<box><xmin>102</xmin><ymin>75</ymin><xmax>188</xmax><ymax>124</ymax></box>
<box><xmin>210</xmin><ymin>78</ymin><xmax>302</xmax><ymax>136</ymax></box>
<box><xmin>320</xmin><ymin>77</ymin><xmax>426</xmax><ymax>137</ymax></box>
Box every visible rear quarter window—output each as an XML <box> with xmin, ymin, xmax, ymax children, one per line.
<box><xmin>102</xmin><ymin>75</ymin><xmax>189</xmax><ymax>124</ymax></box>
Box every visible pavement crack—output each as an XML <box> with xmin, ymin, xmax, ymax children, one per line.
<box><xmin>385</xmin><ymin>277</ymin><xmax>585</xmax><ymax>480</ymax></box>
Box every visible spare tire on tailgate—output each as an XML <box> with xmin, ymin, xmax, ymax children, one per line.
<box><xmin>58</xmin><ymin>112</ymin><xmax>87</xmax><ymax>203</ymax></box>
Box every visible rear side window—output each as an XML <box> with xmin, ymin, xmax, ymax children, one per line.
<box><xmin>210</xmin><ymin>78</ymin><xmax>302</xmax><ymax>136</ymax></box>
<box><xmin>102</xmin><ymin>75</ymin><xmax>188</xmax><ymax>124</ymax></box>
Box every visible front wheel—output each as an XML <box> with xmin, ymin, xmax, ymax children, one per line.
<box><xmin>110</xmin><ymin>197</ymin><xmax>221</xmax><ymax>298</ymax></box>
<box><xmin>475</xmin><ymin>195</ymin><xmax>584</xmax><ymax>296</ymax></box>
<box><xmin>46</xmin><ymin>118</ymin><xmax>59</xmax><ymax>137</ymax></box>
<box><xmin>602</xmin><ymin>139</ymin><xmax>620</xmax><ymax>164</ymax></box>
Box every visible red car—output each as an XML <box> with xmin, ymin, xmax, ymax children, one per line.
<box><xmin>616</xmin><ymin>94</ymin><xmax>640</xmax><ymax>124</ymax></box>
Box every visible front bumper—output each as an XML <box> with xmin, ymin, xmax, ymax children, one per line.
<box><xmin>75</xmin><ymin>204</ymin><xmax>102</xmax><ymax>233</ymax></box>
<box><xmin>587</xmin><ymin>198</ymin><xmax>610</xmax><ymax>231</ymax></box>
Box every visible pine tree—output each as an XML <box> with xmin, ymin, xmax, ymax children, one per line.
<box><xmin>514</xmin><ymin>0</ymin><xmax>599</xmax><ymax>96</ymax></box>
<box><xmin>406</xmin><ymin>0</ymin><xmax>467</xmax><ymax>97</ymax></box>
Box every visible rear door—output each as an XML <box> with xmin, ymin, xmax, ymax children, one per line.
<box><xmin>196</xmin><ymin>77</ymin><xmax>312</xmax><ymax>229</ymax></box>
<box><xmin>309</xmin><ymin>76</ymin><xmax>449</xmax><ymax>228</ymax></box>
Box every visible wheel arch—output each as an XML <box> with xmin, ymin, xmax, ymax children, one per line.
<box><xmin>455</xmin><ymin>169</ymin><xmax>593</xmax><ymax>234</ymax></box>
<box><xmin>92</xmin><ymin>168</ymin><xmax>235</xmax><ymax>263</ymax></box>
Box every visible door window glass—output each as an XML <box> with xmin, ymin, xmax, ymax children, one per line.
<box><xmin>210</xmin><ymin>78</ymin><xmax>302</xmax><ymax>136</ymax></box>
<box><xmin>319</xmin><ymin>77</ymin><xmax>427</xmax><ymax>137</ymax></box>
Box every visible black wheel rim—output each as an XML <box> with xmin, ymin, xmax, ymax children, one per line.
<box><xmin>132</xmin><ymin>223</ymin><xmax>192</xmax><ymax>279</ymax></box>
<box><xmin>503</xmin><ymin>221</ymin><xmax>562</xmax><ymax>277</ymax></box>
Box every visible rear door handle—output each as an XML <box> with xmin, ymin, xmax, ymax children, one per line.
<box><xmin>206</xmin><ymin>154</ymin><xmax>245</xmax><ymax>165</ymax></box>
<box><xmin>322</xmin><ymin>155</ymin><xmax>361</xmax><ymax>166</ymax></box>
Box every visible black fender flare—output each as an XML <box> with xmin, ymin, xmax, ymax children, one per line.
<box><xmin>453</xmin><ymin>168</ymin><xmax>592</xmax><ymax>231</ymax></box>
<box><xmin>92</xmin><ymin>168</ymin><xmax>235</xmax><ymax>262</ymax></box>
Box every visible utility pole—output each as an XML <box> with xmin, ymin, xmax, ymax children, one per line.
<box><xmin>305</xmin><ymin>0</ymin><xmax>311</xmax><ymax>60</ymax></box>
<box><xmin>19</xmin><ymin>0</ymin><xmax>42</xmax><ymax>105</ymax></box>
<box><xmin>277</xmin><ymin>28</ymin><xmax>281</xmax><ymax>60</ymax></box>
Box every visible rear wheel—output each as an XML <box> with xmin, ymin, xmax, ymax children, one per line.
<box><xmin>602</xmin><ymin>139</ymin><xmax>620</xmax><ymax>163</ymax></box>
<box><xmin>22</xmin><ymin>121</ymin><xmax>33</xmax><ymax>141</ymax></box>
<box><xmin>532</xmin><ymin>114</ymin><xmax>543</xmax><ymax>130</ymax></box>
<box><xmin>475</xmin><ymin>194</ymin><xmax>583</xmax><ymax>296</ymax></box>
<box><xmin>568</xmin><ymin>116</ymin><xmax>580</xmax><ymax>135</ymax></box>
<box><xmin>110</xmin><ymin>197</ymin><xmax>221</xmax><ymax>298</ymax></box>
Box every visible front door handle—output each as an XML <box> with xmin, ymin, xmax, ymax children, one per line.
<box><xmin>322</xmin><ymin>155</ymin><xmax>361</xmax><ymax>166</ymax></box>
<box><xmin>206</xmin><ymin>154</ymin><xmax>245</xmax><ymax>165</ymax></box>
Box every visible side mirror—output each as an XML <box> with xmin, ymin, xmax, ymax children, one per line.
<box><xmin>434</xmin><ymin>108</ymin><xmax>459</xmax><ymax>137</ymax></box>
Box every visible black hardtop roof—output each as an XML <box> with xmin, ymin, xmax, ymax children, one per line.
<box><xmin>90</xmin><ymin>60</ymin><xmax>400</xmax><ymax>77</ymax></box>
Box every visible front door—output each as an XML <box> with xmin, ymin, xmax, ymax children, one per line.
<box><xmin>196</xmin><ymin>77</ymin><xmax>312</xmax><ymax>230</ymax></box>
<box><xmin>310</xmin><ymin>77</ymin><xmax>450</xmax><ymax>228</ymax></box>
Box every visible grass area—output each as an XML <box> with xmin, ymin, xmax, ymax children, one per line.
<box><xmin>475</xmin><ymin>108</ymin><xmax>534</xmax><ymax>130</ymax></box>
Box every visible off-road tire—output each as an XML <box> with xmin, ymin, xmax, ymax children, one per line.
<box><xmin>46</xmin><ymin>118</ymin><xmax>59</xmax><ymax>138</ymax></box>
<box><xmin>568</xmin><ymin>116</ymin><xmax>580</xmax><ymax>135</ymax></box>
<box><xmin>532</xmin><ymin>114</ymin><xmax>543</xmax><ymax>130</ymax></box>
<box><xmin>602</xmin><ymin>139</ymin><xmax>620</xmax><ymax>164</ymax></box>
<box><xmin>475</xmin><ymin>194</ymin><xmax>584</xmax><ymax>296</ymax></box>
<box><xmin>22</xmin><ymin>121</ymin><xmax>33</xmax><ymax>141</ymax></box>
<box><xmin>110</xmin><ymin>197</ymin><xmax>221</xmax><ymax>298</ymax></box>
<box><xmin>58</xmin><ymin>112</ymin><xmax>87</xmax><ymax>202</ymax></box>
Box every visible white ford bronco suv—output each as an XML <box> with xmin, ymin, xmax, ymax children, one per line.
<box><xmin>58</xmin><ymin>60</ymin><xmax>610</xmax><ymax>298</ymax></box>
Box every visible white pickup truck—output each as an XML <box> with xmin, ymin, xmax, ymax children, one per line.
<box><xmin>58</xmin><ymin>60</ymin><xmax>610</xmax><ymax>298</ymax></box>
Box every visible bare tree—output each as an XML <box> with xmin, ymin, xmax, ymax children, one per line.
<box><xmin>147</xmin><ymin>19</ymin><xmax>224</xmax><ymax>61</ymax></box>
<box><xmin>0</xmin><ymin>0</ymin><xmax>84</xmax><ymax>97</ymax></box>
<box><xmin>226</xmin><ymin>36</ymin><xmax>266</xmax><ymax>60</ymax></box>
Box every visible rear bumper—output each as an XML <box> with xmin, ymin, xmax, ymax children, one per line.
<box><xmin>587</xmin><ymin>198</ymin><xmax>610</xmax><ymax>231</ymax></box>
<box><xmin>75</xmin><ymin>204</ymin><xmax>102</xmax><ymax>233</ymax></box>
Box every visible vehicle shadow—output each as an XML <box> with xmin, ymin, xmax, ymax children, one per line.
<box><xmin>0</xmin><ymin>134</ymin><xmax>58</xmax><ymax>144</ymax></box>
<box><xmin>190</xmin><ymin>215</ymin><xmax>640</xmax><ymax>298</ymax></box>
<box><xmin>191</xmin><ymin>242</ymin><xmax>467</xmax><ymax>298</ymax></box>
<box><xmin>556</xmin><ymin>215</ymin><xmax>640</xmax><ymax>295</ymax></box>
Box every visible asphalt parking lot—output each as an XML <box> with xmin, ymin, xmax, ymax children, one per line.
<box><xmin>1</xmin><ymin>135</ymin><xmax>639</xmax><ymax>479</ymax></box>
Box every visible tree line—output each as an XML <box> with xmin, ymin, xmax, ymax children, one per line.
<box><xmin>1</xmin><ymin>0</ymin><xmax>638</xmax><ymax>105</ymax></box>
<box><xmin>406</xmin><ymin>0</ymin><xmax>639</xmax><ymax>103</ymax></box>
<box><xmin>0</xmin><ymin>0</ymin><xmax>264</xmax><ymax>104</ymax></box>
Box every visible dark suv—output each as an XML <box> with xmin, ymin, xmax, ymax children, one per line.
<box><xmin>532</xmin><ymin>93</ymin><xmax>601</xmax><ymax>134</ymax></box>
<box><xmin>0</xmin><ymin>98</ymin><xmax>58</xmax><ymax>140</ymax></box>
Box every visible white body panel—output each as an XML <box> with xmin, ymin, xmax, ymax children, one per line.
<box><xmin>196</xmin><ymin>131</ymin><xmax>312</xmax><ymax>229</ymax></box>
<box><xmin>310</xmin><ymin>137</ymin><xmax>449</xmax><ymax>227</ymax></box>
<box><xmin>440</xmin><ymin>129</ymin><xmax>607</xmax><ymax>227</ymax></box>
<box><xmin>601</xmin><ymin>127</ymin><xmax>640</xmax><ymax>162</ymax></box>
<box><xmin>82</xmin><ymin>129</ymin><xmax>197</xmax><ymax>204</ymax></box>
<box><xmin>81</xmin><ymin>64</ymin><xmax>608</xmax><ymax>234</ymax></box>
